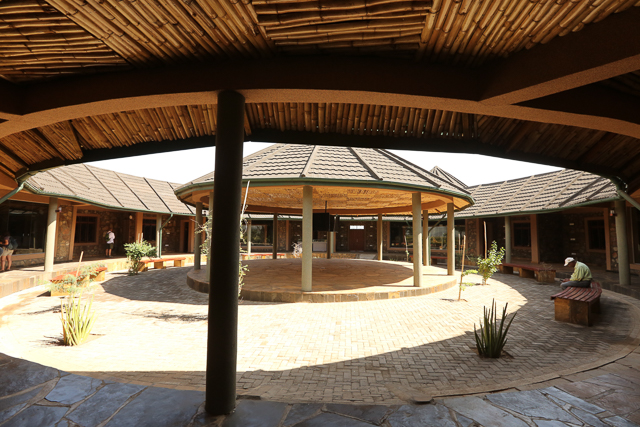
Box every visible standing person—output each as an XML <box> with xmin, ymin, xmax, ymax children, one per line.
<box><xmin>106</xmin><ymin>229</ymin><xmax>115</xmax><ymax>258</ymax></box>
<box><xmin>561</xmin><ymin>257</ymin><xmax>592</xmax><ymax>289</ymax></box>
<box><xmin>0</xmin><ymin>232</ymin><xmax>16</xmax><ymax>272</ymax></box>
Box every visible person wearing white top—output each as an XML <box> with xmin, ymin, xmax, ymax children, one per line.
<box><xmin>106</xmin><ymin>229</ymin><xmax>115</xmax><ymax>257</ymax></box>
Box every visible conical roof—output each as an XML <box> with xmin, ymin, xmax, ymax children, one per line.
<box><xmin>175</xmin><ymin>144</ymin><xmax>473</xmax><ymax>215</ymax></box>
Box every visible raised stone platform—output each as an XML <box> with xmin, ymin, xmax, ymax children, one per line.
<box><xmin>187</xmin><ymin>258</ymin><xmax>457</xmax><ymax>303</ymax></box>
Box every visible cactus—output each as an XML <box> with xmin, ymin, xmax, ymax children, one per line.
<box><xmin>60</xmin><ymin>293</ymin><xmax>97</xmax><ymax>346</ymax></box>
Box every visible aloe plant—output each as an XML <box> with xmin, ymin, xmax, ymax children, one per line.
<box><xmin>474</xmin><ymin>299</ymin><xmax>516</xmax><ymax>358</ymax></box>
<box><xmin>60</xmin><ymin>293</ymin><xmax>97</xmax><ymax>346</ymax></box>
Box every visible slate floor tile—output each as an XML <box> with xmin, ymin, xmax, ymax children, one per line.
<box><xmin>585</xmin><ymin>374</ymin><xmax>640</xmax><ymax>396</ymax></box>
<box><xmin>67</xmin><ymin>382</ymin><xmax>145</xmax><ymax>427</ymax></box>
<box><xmin>594</xmin><ymin>392</ymin><xmax>640</xmax><ymax>417</ymax></box>
<box><xmin>325</xmin><ymin>403</ymin><xmax>390</xmax><ymax>425</ymax></box>
<box><xmin>105</xmin><ymin>387</ymin><xmax>204</xmax><ymax>427</ymax></box>
<box><xmin>486</xmin><ymin>390</ymin><xmax>580</xmax><ymax>424</ymax></box>
<box><xmin>533</xmin><ymin>421</ymin><xmax>571</xmax><ymax>427</ymax></box>
<box><xmin>0</xmin><ymin>359</ymin><xmax>58</xmax><ymax>398</ymax></box>
<box><xmin>557</xmin><ymin>381</ymin><xmax>610</xmax><ymax>400</ymax></box>
<box><xmin>294</xmin><ymin>412</ymin><xmax>375</xmax><ymax>427</ymax></box>
<box><xmin>541</xmin><ymin>387</ymin><xmax>605</xmax><ymax>414</ymax></box>
<box><xmin>442</xmin><ymin>397</ymin><xmax>528</xmax><ymax>427</ymax></box>
<box><xmin>603</xmin><ymin>415</ymin><xmax>640</xmax><ymax>427</ymax></box>
<box><xmin>0</xmin><ymin>385</ymin><xmax>43</xmax><ymax>412</ymax></box>
<box><xmin>284</xmin><ymin>403</ymin><xmax>322</xmax><ymax>426</ymax></box>
<box><xmin>222</xmin><ymin>400</ymin><xmax>288</xmax><ymax>427</ymax></box>
<box><xmin>46</xmin><ymin>374</ymin><xmax>102</xmax><ymax>405</ymax></box>
<box><xmin>0</xmin><ymin>405</ymin><xmax>68</xmax><ymax>427</ymax></box>
<box><xmin>570</xmin><ymin>407</ymin><xmax>609</xmax><ymax>427</ymax></box>
<box><xmin>386</xmin><ymin>404</ymin><xmax>457</xmax><ymax>427</ymax></box>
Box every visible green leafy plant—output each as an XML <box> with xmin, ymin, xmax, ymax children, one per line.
<box><xmin>124</xmin><ymin>240</ymin><xmax>157</xmax><ymax>275</ymax></box>
<box><xmin>474</xmin><ymin>299</ymin><xmax>516</xmax><ymax>358</ymax></box>
<box><xmin>458</xmin><ymin>269</ymin><xmax>478</xmax><ymax>299</ymax></box>
<box><xmin>60</xmin><ymin>293</ymin><xmax>97</xmax><ymax>346</ymax></box>
<box><xmin>47</xmin><ymin>262</ymin><xmax>106</xmax><ymax>296</ymax></box>
<box><xmin>476</xmin><ymin>241</ymin><xmax>506</xmax><ymax>285</ymax></box>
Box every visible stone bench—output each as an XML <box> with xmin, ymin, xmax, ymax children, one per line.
<box><xmin>50</xmin><ymin>267</ymin><xmax>107</xmax><ymax>284</ymax></box>
<box><xmin>431</xmin><ymin>255</ymin><xmax>447</xmax><ymax>265</ymax></box>
<box><xmin>138</xmin><ymin>257</ymin><xmax>186</xmax><ymax>272</ymax></box>
<box><xmin>550</xmin><ymin>281</ymin><xmax>602</xmax><ymax>326</ymax></box>
<box><xmin>499</xmin><ymin>263</ymin><xmax>556</xmax><ymax>283</ymax></box>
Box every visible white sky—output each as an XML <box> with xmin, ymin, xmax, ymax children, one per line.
<box><xmin>87</xmin><ymin>142</ymin><xmax>561</xmax><ymax>186</ymax></box>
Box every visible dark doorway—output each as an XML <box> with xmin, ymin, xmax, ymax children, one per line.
<box><xmin>349</xmin><ymin>227</ymin><xmax>365</xmax><ymax>251</ymax></box>
<box><xmin>182</xmin><ymin>221</ymin><xmax>190</xmax><ymax>253</ymax></box>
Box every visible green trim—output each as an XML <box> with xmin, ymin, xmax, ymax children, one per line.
<box><xmin>175</xmin><ymin>177</ymin><xmax>475</xmax><ymax>208</ymax></box>
<box><xmin>23</xmin><ymin>181</ymin><xmax>194</xmax><ymax>217</ymax></box>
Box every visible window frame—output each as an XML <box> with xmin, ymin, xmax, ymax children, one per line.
<box><xmin>512</xmin><ymin>221</ymin><xmax>531</xmax><ymax>249</ymax></box>
<box><xmin>585</xmin><ymin>218</ymin><xmax>606</xmax><ymax>252</ymax></box>
<box><xmin>74</xmin><ymin>214</ymin><xmax>99</xmax><ymax>245</ymax></box>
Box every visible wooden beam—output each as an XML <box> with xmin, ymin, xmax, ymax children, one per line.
<box><xmin>479</xmin><ymin>7</ymin><xmax>640</xmax><ymax>105</ymax></box>
<box><xmin>530</xmin><ymin>214</ymin><xmax>539</xmax><ymax>264</ymax></box>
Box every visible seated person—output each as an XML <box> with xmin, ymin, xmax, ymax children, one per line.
<box><xmin>561</xmin><ymin>257</ymin><xmax>592</xmax><ymax>289</ymax></box>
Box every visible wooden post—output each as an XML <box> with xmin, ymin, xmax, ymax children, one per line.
<box><xmin>272</xmin><ymin>214</ymin><xmax>278</xmax><ymax>259</ymax></box>
<box><xmin>135</xmin><ymin>212</ymin><xmax>143</xmax><ymax>242</ymax></box>
<box><xmin>206</xmin><ymin>90</ymin><xmax>244</xmax><ymax>415</ymax></box>
<box><xmin>246</xmin><ymin>219</ymin><xmax>252</xmax><ymax>257</ymax></box>
<box><xmin>194</xmin><ymin>202</ymin><xmax>203</xmax><ymax>269</ymax></box>
<box><xmin>423</xmin><ymin>209</ymin><xmax>430</xmax><ymax>266</ymax></box>
<box><xmin>604</xmin><ymin>208</ymin><xmax>612</xmax><ymax>271</ymax></box>
<box><xmin>156</xmin><ymin>213</ymin><xmax>163</xmax><ymax>258</ymax></box>
<box><xmin>505</xmin><ymin>216</ymin><xmax>512</xmax><ymax>264</ymax></box>
<box><xmin>302</xmin><ymin>185</ymin><xmax>313</xmax><ymax>291</ymax></box>
<box><xmin>615</xmin><ymin>199</ymin><xmax>630</xmax><ymax>286</ymax></box>
<box><xmin>447</xmin><ymin>203</ymin><xmax>455</xmax><ymax>275</ymax></box>
<box><xmin>44</xmin><ymin>197</ymin><xmax>58</xmax><ymax>272</ymax></box>
<box><xmin>530</xmin><ymin>214</ymin><xmax>539</xmax><ymax>264</ymax></box>
<box><xmin>412</xmin><ymin>193</ymin><xmax>423</xmax><ymax>287</ymax></box>
<box><xmin>377</xmin><ymin>213</ymin><xmax>383</xmax><ymax>261</ymax></box>
<box><xmin>68</xmin><ymin>205</ymin><xmax>78</xmax><ymax>261</ymax></box>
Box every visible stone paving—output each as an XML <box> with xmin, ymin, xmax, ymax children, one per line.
<box><xmin>1</xmin><ymin>264</ymin><xmax>640</xmax><ymax>425</ymax></box>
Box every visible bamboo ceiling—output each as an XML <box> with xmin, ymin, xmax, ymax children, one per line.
<box><xmin>0</xmin><ymin>0</ymin><xmax>639</xmax><ymax>188</ymax></box>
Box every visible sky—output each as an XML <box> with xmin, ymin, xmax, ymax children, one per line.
<box><xmin>87</xmin><ymin>142</ymin><xmax>561</xmax><ymax>186</ymax></box>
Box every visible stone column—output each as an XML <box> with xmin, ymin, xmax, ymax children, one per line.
<box><xmin>377</xmin><ymin>214</ymin><xmax>383</xmax><ymax>261</ymax></box>
<box><xmin>505</xmin><ymin>216</ymin><xmax>512</xmax><ymax>264</ymax></box>
<box><xmin>206</xmin><ymin>90</ymin><xmax>244</xmax><ymax>415</ymax></box>
<box><xmin>272</xmin><ymin>214</ymin><xmax>278</xmax><ymax>259</ymax></box>
<box><xmin>156</xmin><ymin>213</ymin><xmax>163</xmax><ymax>258</ymax></box>
<box><xmin>246</xmin><ymin>220</ymin><xmax>252</xmax><ymax>257</ymax></box>
<box><xmin>447</xmin><ymin>203</ymin><xmax>455</xmax><ymax>275</ymax></box>
<box><xmin>302</xmin><ymin>185</ymin><xmax>313</xmax><ymax>292</ymax></box>
<box><xmin>44</xmin><ymin>197</ymin><xmax>58</xmax><ymax>273</ymax></box>
<box><xmin>422</xmin><ymin>209</ymin><xmax>430</xmax><ymax>266</ymax></box>
<box><xmin>615</xmin><ymin>199</ymin><xmax>630</xmax><ymax>286</ymax></box>
<box><xmin>194</xmin><ymin>202</ymin><xmax>203</xmax><ymax>270</ymax></box>
<box><xmin>412</xmin><ymin>193</ymin><xmax>423</xmax><ymax>287</ymax></box>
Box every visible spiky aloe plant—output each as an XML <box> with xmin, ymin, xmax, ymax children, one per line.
<box><xmin>60</xmin><ymin>293</ymin><xmax>97</xmax><ymax>346</ymax></box>
<box><xmin>474</xmin><ymin>299</ymin><xmax>516</xmax><ymax>358</ymax></box>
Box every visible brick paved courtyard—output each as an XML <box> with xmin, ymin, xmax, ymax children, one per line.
<box><xmin>1</xmin><ymin>260</ymin><xmax>638</xmax><ymax>405</ymax></box>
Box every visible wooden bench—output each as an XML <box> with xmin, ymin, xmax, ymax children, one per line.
<box><xmin>138</xmin><ymin>257</ymin><xmax>186</xmax><ymax>272</ymax></box>
<box><xmin>431</xmin><ymin>255</ymin><xmax>447</xmax><ymax>265</ymax></box>
<box><xmin>550</xmin><ymin>281</ymin><xmax>602</xmax><ymax>326</ymax></box>
<box><xmin>50</xmin><ymin>267</ymin><xmax>107</xmax><ymax>283</ymax></box>
<box><xmin>499</xmin><ymin>263</ymin><xmax>556</xmax><ymax>283</ymax></box>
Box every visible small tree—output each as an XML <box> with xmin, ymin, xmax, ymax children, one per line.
<box><xmin>124</xmin><ymin>240</ymin><xmax>157</xmax><ymax>275</ymax></box>
<box><xmin>476</xmin><ymin>241</ymin><xmax>505</xmax><ymax>285</ymax></box>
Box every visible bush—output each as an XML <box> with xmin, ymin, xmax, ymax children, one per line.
<box><xmin>60</xmin><ymin>293</ymin><xmax>97</xmax><ymax>346</ymax></box>
<box><xmin>476</xmin><ymin>241</ymin><xmax>505</xmax><ymax>285</ymax></box>
<box><xmin>474</xmin><ymin>299</ymin><xmax>516</xmax><ymax>358</ymax></box>
<box><xmin>47</xmin><ymin>262</ymin><xmax>105</xmax><ymax>296</ymax></box>
<box><xmin>124</xmin><ymin>240</ymin><xmax>157</xmax><ymax>275</ymax></box>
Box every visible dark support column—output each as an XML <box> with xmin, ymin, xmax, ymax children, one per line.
<box><xmin>156</xmin><ymin>214</ymin><xmax>163</xmax><ymax>258</ymax></box>
<box><xmin>272</xmin><ymin>213</ymin><xmax>278</xmax><ymax>259</ymax></box>
<box><xmin>206</xmin><ymin>90</ymin><xmax>245</xmax><ymax>415</ymax></box>
<box><xmin>447</xmin><ymin>203</ymin><xmax>455</xmax><ymax>275</ymax></box>
<box><xmin>505</xmin><ymin>216</ymin><xmax>512</xmax><ymax>264</ymax></box>
<box><xmin>615</xmin><ymin>199</ymin><xmax>630</xmax><ymax>286</ymax></box>
<box><xmin>44</xmin><ymin>197</ymin><xmax>58</xmax><ymax>272</ymax></box>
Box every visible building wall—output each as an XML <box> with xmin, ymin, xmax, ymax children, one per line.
<box><xmin>68</xmin><ymin>208</ymin><xmax>129</xmax><ymax>260</ymax></box>
<box><xmin>289</xmin><ymin>220</ymin><xmax>302</xmax><ymax>250</ymax></box>
<box><xmin>510</xmin><ymin>215</ymin><xmax>532</xmax><ymax>260</ymax></box>
<box><xmin>560</xmin><ymin>211</ymin><xmax>606</xmax><ymax>268</ymax></box>
<box><xmin>465</xmin><ymin>218</ymin><xmax>479</xmax><ymax>259</ymax></box>
<box><xmin>278</xmin><ymin>220</ymin><xmax>287</xmax><ymax>251</ymax></box>
<box><xmin>538</xmin><ymin>212</ymin><xmax>565</xmax><ymax>264</ymax></box>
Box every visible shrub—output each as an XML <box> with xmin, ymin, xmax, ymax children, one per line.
<box><xmin>60</xmin><ymin>293</ymin><xmax>97</xmax><ymax>346</ymax></box>
<box><xmin>476</xmin><ymin>241</ymin><xmax>505</xmax><ymax>285</ymax></box>
<box><xmin>124</xmin><ymin>240</ymin><xmax>157</xmax><ymax>275</ymax></box>
<box><xmin>47</xmin><ymin>262</ymin><xmax>105</xmax><ymax>296</ymax></box>
<box><xmin>474</xmin><ymin>299</ymin><xmax>516</xmax><ymax>358</ymax></box>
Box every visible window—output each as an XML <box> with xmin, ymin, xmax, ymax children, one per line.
<box><xmin>587</xmin><ymin>219</ymin><xmax>606</xmax><ymax>251</ymax></box>
<box><xmin>0</xmin><ymin>200</ymin><xmax>47</xmax><ymax>254</ymax></box>
<box><xmin>142</xmin><ymin>219</ymin><xmax>156</xmax><ymax>241</ymax></box>
<box><xmin>390</xmin><ymin>223</ymin><xmax>412</xmax><ymax>247</ymax></box>
<box><xmin>75</xmin><ymin>216</ymin><xmax>98</xmax><ymax>244</ymax></box>
<box><xmin>350</xmin><ymin>225</ymin><xmax>364</xmax><ymax>230</ymax></box>
<box><xmin>247</xmin><ymin>221</ymin><xmax>272</xmax><ymax>244</ymax></box>
<box><xmin>513</xmin><ymin>222</ymin><xmax>531</xmax><ymax>247</ymax></box>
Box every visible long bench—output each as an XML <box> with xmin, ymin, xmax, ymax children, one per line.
<box><xmin>550</xmin><ymin>281</ymin><xmax>602</xmax><ymax>326</ymax></box>
<box><xmin>431</xmin><ymin>255</ymin><xmax>447</xmax><ymax>265</ymax></box>
<box><xmin>138</xmin><ymin>257</ymin><xmax>186</xmax><ymax>272</ymax></box>
<box><xmin>499</xmin><ymin>263</ymin><xmax>556</xmax><ymax>283</ymax></box>
<box><xmin>50</xmin><ymin>267</ymin><xmax>107</xmax><ymax>283</ymax></box>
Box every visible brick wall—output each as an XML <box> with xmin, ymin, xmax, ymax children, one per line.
<box><xmin>538</xmin><ymin>212</ymin><xmax>564</xmax><ymax>264</ymax></box>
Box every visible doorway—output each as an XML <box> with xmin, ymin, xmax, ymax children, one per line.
<box><xmin>349</xmin><ymin>225</ymin><xmax>365</xmax><ymax>251</ymax></box>
<box><xmin>182</xmin><ymin>221</ymin><xmax>190</xmax><ymax>253</ymax></box>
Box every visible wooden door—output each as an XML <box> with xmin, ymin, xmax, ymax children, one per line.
<box><xmin>182</xmin><ymin>221</ymin><xmax>190</xmax><ymax>253</ymax></box>
<box><xmin>349</xmin><ymin>229</ymin><xmax>365</xmax><ymax>251</ymax></box>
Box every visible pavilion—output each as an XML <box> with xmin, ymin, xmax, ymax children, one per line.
<box><xmin>0</xmin><ymin>0</ymin><xmax>639</xmax><ymax>415</ymax></box>
<box><xmin>175</xmin><ymin>143</ymin><xmax>473</xmax><ymax>289</ymax></box>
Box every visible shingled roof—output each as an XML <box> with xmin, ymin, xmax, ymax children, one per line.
<box><xmin>456</xmin><ymin>169</ymin><xmax>618</xmax><ymax>218</ymax></box>
<box><xmin>25</xmin><ymin>164</ymin><xmax>193</xmax><ymax>215</ymax></box>
<box><xmin>176</xmin><ymin>144</ymin><xmax>474</xmax><ymax>214</ymax></box>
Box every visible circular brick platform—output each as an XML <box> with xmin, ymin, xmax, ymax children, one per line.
<box><xmin>187</xmin><ymin>258</ymin><xmax>458</xmax><ymax>302</ymax></box>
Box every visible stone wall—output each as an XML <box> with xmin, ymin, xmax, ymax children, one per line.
<box><xmin>69</xmin><ymin>209</ymin><xmax>129</xmax><ymax>260</ymax></box>
<box><xmin>465</xmin><ymin>218</ymin><xmax>479</xmax><ymax>259</ymax></box>
<box><xmin>560</xmin><ymin>211</ymin><xmax>606</xmax><ymax>268</ymax></box>
<box><xmin>278</xmin><ymin>220</ymin><xmax>287</xmax><ymax>251</ymax></box>
<box><xmin>289</xmin><ymin>220</ymin><xmax>302</xmax><ymax>250</ymax></box>
<box><xmin>538</xmin><ymin>213</ymin><xmax>564</xmax><ymax>264</ymax></box>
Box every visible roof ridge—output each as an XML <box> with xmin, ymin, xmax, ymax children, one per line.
<box><xmin>558</xmin><ymin>175</ymin><xmax>604</xmax><ymax>207</ymax></box>
<box><xmin>542</xmin><ymin>170</ymin><xmax>585</xmax><ymax>210</ymax></box>
<box><xmin>584</xmin><ymin>179</ymin><xmax>614</xmax><ymax>201</ymax></box>
<box><xmin>374</xmin><ymin>149</ymin><xmax>441</xmax><ymax>188</ymax></box>
<box><xmin>497</xmin><ymin>175</ymin><xmax>535</xmax><ymax>212</ymax></box>
<box><xmin>300</xmin><ymin>145</ymin><xmax>319</xmax><ymax>178</ymax></box>
<box><xmin>46</xmin><ymin>169</ymin><xmax>77</xmax><ymax>196</ymax></box>
<box><xmin>117</xmin><ymin>171</ymin><xmax>150</xmax><ymax>211</ymax></box>
<box><xmin>84</xmin><ymin>165</ymin><xmax>124</xmax><ymax>208</ymax></box>
<box><xmin>430</xmin><ymin>165</ymin><xmax>468</xmax><ymax>188</ymax></box>
<box><xmin>349</xmin><ymin>147</ymin><xmax>382</xmax><ymax>180</ymax></box>
<box><xmin>244</xmin><ymin>143</ymin><xmax>288</xmax><ymax>176</ymax></box>
<box><xmin>519</xmin><ymin>169</ymin><xmax>566</xmax><ymax>211</ymax></box>
<box><xmin>167</xmin><ymin>182</ymin><xmax>194</xmax><ymax>214</ymax></box>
